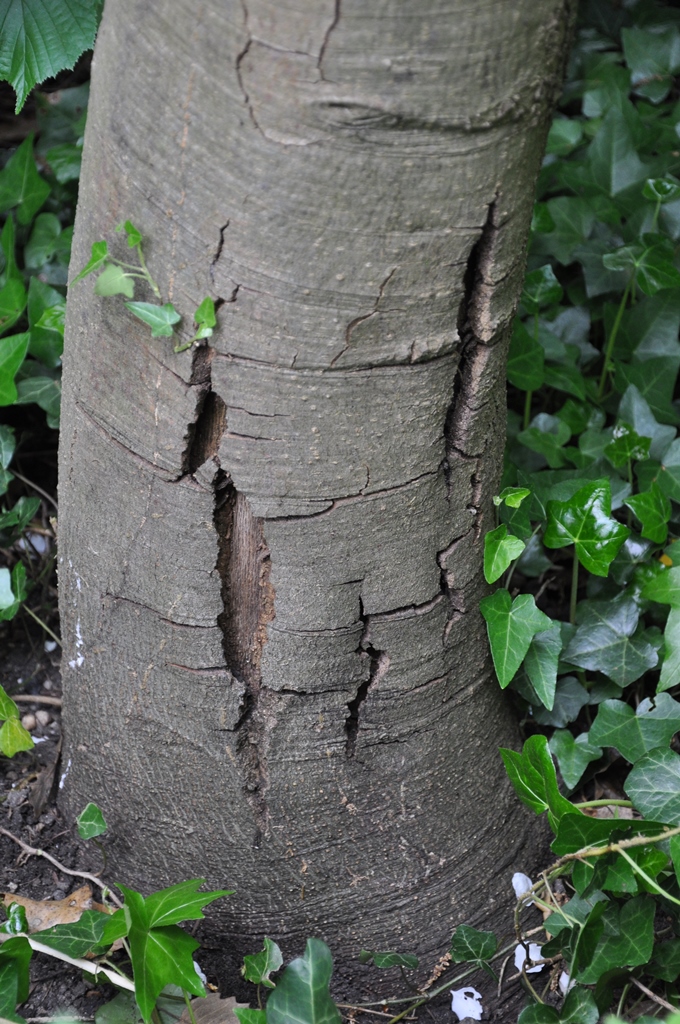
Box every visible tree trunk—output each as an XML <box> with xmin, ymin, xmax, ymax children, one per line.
<box><xmin>58</xmin><ymin>0</ymin><xmax>574</xmax><ymax>992</ymax></box>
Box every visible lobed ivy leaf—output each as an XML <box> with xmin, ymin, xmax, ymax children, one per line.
<box><xmin>449</xmin><ymin>925</ymin><xmax>497</xmax><ymax>964</ymax></box>
<box><xmin>543</xmin><ymin>479</ymin><xmax>629</xmax><ymax>576</ymax></box>
<box><xmin>659</xmin><ymin>607</ymin><xmax>680</xmax><ymax>693</ymax></box>
<box><xmin>242</xmin><ymin>936</ymin><xmax>283</xmax><ymax>987</ymax></box>
<box><xmin>234</xmin><ymin>1011</ymin><xmax>266</xmax><ymax>1024</ymax></box>
<box><xmin>480</xmin><ymin>589</ymin><xmax>551</xmax><ymax>689</ymax></box>
<box><xmin>524</xmin><ymin>622</ymin><xmax>562</xmax><ymax>711</ymax></box>
<box><xmin>499</xmin><ymin>734</ymin><xmax>574</xmax><ymax>832</ymax></box>
<box><xmin>142</xmin><ymin>878</ymin><xmax>233</xmax><ymax>929</ymax></box>
<box><xmin>0</xmin><ymin>715</ymin><xmax>33</xmax><ymax>756</ymax></box>
<box><xmin>522</xmin><ymin>264</ymin><xmax>563</xmax><ymax>314</ymax></box>
<box><xmin>483</xmin><ymin>525</ymin><xmax>525</xmax><ymax>584</ymax></box>
<box><xmin>116</xmin><ymin>220</ymin><xmax>143</xmax><ymax>247</ymax></box>
<box><xmin>0</xmin><ymin>936</ymin><xmax>32</xmax><ymax>1022</ymax></box>
<box><xmin>507</xmin><ymin>320</ymin><xmax>544</xmax><ymax>390</ymax></box>
<box><xmin>0</xmin><ymin>331</ymin><xmax>29</xmax><ymax>405</ymax></box>
<box><xmin>563</xmin><ymin>595</ymin><xmax>658</xmax><ymax>687</ymax></box>
<box><xmin>358</xmin><ymin>950</ymin><xmax>419</xmax><ymax>969</ymax></box>
<box><xmin>15</xmin><ymin>375</ymin><xmax>61</xmax><ymax>428</ymax></box>
<box><xmin>0</xmin><ymin>683</ymin><xmax>19</xmax><ymax>721</ymax></box>
<box><xmin>643</xmin><ymin>178</ymin><xmax>680</xmax><ymax>203</ymax></box>
<box><xmin>125</xmin><ymin>301</ymin><xmax>181</xmax><ymax>338</ymax></box>
<box><xmin>94</xmin><ymin>263</ymin><xmax>135</xmax><ymax>299</ymax></box>
<box><xmin>494</xmin><ymin>486</ymin><xmax>531</xmax><ymax>508</ymax></box>
<box><xmin>24</xmin><ymin>212</ymin><xmax>62</xmax><ymax>269</ymax></box>
<box><xmin>575</xmin><ymin>895</ymin><xmax>655</xmax><ymax>984</ymax></box>
<box><xmin>0</xmin><ymin>135</ymin><xmax>49</xmax><ymax>223</ymax></box>
<box><xmin>626</xmin><ymin>747</ymin><xmax>680</xmax><ymax>824</ymax></box>
<box><xmin>76</xmin><ymin>801</ymin><xmax>108</xmax><ymax>840</ymax></box>
<box><xmin>265</xmin><ymin>938</ymin><xmax>342</xmax><ymax>1024</ymax></box>
<box><xmin>72</xmin><ymin>240</ymin><xmax>108</xmax><ymax>284</ymax></box>
<box><xmin>589</xmin><ymin>694</ymin><xmax>680</xmax><ymax>764</ymax></box>
<box><xmin>36</xmin><ymin>909</ymin><xmax>109</xmax><ymax>959</ymax></box>
<box><xmin>623</xmin><ymin>482</ymin><xmax>670</xmax><ymax>545</ymax></box>
<box><xmin>0</xmin><ymin>278</ymin><xmax>26</xmax><ymax>337</ymax></box>
<box><xmin>604</xmin><ymin>423</ymin><xmax>650</xmax><ymax>469</ymax></box>
<box><xmin>549</xmin><ymin>730</ymin><xmax>602</xmax><ymax>791</ymax></box>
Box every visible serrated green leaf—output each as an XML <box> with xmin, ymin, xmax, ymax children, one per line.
<box><xmin>483</xmin><ymin>525</ymin><xmax>525</xmax><ymax>584</ymax></box>
<box><xmin>449</xmin><ymin>925</ymin><xmax>497</xmax><ymax>964</ymax></box>
<box><xmin>0</xmin><ymin>0</ymin><xmax>98</xmax><ymax>112</ymax></box>
<box><xmin>77</xmin><ymin>801</ymin><xmax>108</xmax><ymax>840</ymax></box>
<box><xmin>242</xmin><ymin>937</ymin><xmax>283</xmax><ymax>987</ymax></box>
<box><xmin>523</xmin><ymin>622</ymin><xmax>562</xmax><ymax>711</ymax></box>
<box><xmin>626</xmin><ymin>747</ymin><xmax>680</xmax><ymax>823</ymax></box>
<box><xmin>72</xmin><ymin>240</ymin><xmax>108</xmax><ymax>284</ymax></box>
<box><xmin>0</xmin><ymin>715</ymin><xmax>33</xmax><ymax>756</ymax></box>
<box><xmin>563</xmin><ymin>594</ymin><xmax>658</xmax><ymax>687</ymax></box>
<box><xmin>543</xmin><ymin>479</ymin><xmax>629</xmax><ymax>575</ymax></box>
<box><xmin>480</xmin><ymin>589</ymin><xmax>551</xmax><ymax>688</ymax></box>
<box><xmin>265</xmin><ymin>938</ymin><xmax>341</xmax><ymax>1024</ymax></box>
<box><xmin>499</xmin><ymin>734</ymin><xmax>574</xmax><ymax>831</ymax></box>
<box><xmin>589</xmin><ymin>694</ymin><xmax>680</xmax><ymax>763</ymax></box>
<box><xmin>36</xmin><ymin>909</ymin><xmax>109</xmax><ymax>958</ymax></box>
<box><xmin>549</xmin><ymin>730</ymin><xmax>602</xmax><ymax>791</ymax></box>
<box><xmin>94</xmin><ymin>263</ymin><xmax>135</xmax><ymax>299</ymax></box>
<box><xmin>125</xmin><ymin>302</ymin><xmax>181</xmax><ymax>338</ymax></box>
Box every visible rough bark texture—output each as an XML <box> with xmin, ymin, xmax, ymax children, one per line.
<box><xmin>59</xmin><ymin>0</ymin><xmax>574</xmax><ymax>994</ymax></box>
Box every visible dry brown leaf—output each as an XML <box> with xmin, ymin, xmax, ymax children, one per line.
<box><xmin>1</xmin><ymin>883</ymin><xmax>106</xmax><ymax>932</ymax></box>
<box><xmin>178</xmin><ymin>994</ymin><xmax>249</xmax><ymax>1024</ymax></box>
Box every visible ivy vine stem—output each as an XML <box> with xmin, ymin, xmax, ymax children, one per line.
<box><xmin>597</xmin><ymin>277</ymin><xmax>632</xmax><ymax>399</ymax></box>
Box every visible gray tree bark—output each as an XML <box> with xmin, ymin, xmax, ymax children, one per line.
<box><xmin>58</xmin><ymin>0</ymin><xmax>574</xmax><ymax>993</ymax></box>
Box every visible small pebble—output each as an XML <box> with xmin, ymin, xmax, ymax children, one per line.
<box><xmin>44</xmin><ymin>640</ymin><xmax>58</xmax><ymax>653</ymax></box>
<box><xmin>21</xmin><ymin>713</ymin><xmax>36</xmax><ymax>731</ymax></box>
<box><xmin>35</xmin><ymin>710</ymin><xmax>50</xmax><ymax>727</ymax></box>
<box><xmin>43</xmin><ymin>679</ymin><xmax>53</xmax><ymax>690</ymax></box>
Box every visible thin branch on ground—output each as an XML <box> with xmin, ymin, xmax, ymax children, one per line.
<box><xmin>0</xmin><ymin>826</ymin><xmax>122</xmax><ymax>907</ymax></box>
<box><xmin>12</xmin><ymin>694</ymin><xmax>62</xmax><ymax>706</ymax></box>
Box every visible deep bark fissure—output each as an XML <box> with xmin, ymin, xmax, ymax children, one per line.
<box><xmin>210</xmin><ymin>221</ymin><xmax>229</xmax><ymax>283</ymax></box>
<box><xmin>345</xmin><ymin>599</ymin><xmax>390</xmax><ymax>757</ymax></box>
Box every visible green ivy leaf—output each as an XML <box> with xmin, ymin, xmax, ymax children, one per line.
<box><xmin>0</xmin><ymin>332</ymin><xmax>29</xmax><ymax>405</ymax></box>
<box><xmin>449</xmin><ymin>925</ymin><xmax>497</xmax><ymax>964</ymax></box>
<box><xmin>604</xmin><ymin>423</ymin><xmax>651</xmax><ymax>469</ymax></box>
<box><xmin>125</xmin><ymin>302</ymin><xmax>181</xmax><ymax>338</ymax></box>
<box><xmin>563</xmin><ymin>595</ymin><xmax>658</xmax><ymax>687</ymax></box>
<box><xmin>560</xmin><ymin>987</ymin><xmax>599</xmax><ymax>1024</ymax></box>
<box><xmin>624</xmin><ymin>482</ymin><xmax>670</xmax><ymax>545</ymax></box>
<box><xmin>234</xmin><ymin>1011</ymin><xmax>266</xmax><ymax>1024</ymax></box>
<box><xmin>544</xmin><ymin>479</ymin><xmax>629</xmax><ymax>576</ymax></box>
<box><xmin>36</xmin><ymin>909</ymin><xmax>109</xmax><ymax>959</ymax></box>
<box><xmin>576</xmin><ymin>896</ymin><xmax>655</xmax><ymax>984</ymax></box>
<box><xmin>642</xmin><ymin>565</ymin><xmax>680</xmax><ymax>607</ymax></box>
<box><xmin>15</xmin><ymin>375</ymin><xmax>61</xmax><ymax>428</ymax></box>
<box><xmin>358</xmin><ymin>950</ymin><xmax>419</xmax><ymax>969</ymax></box>
<box><xmin>0</xmin><ymin>0</ymin><xmax>98</xmax><ymax>112</ymax></box>
<box><xmin>551</xmin><ymin>813</ymin><xmax>665</xmax><ymax>857</ymax></box>
<box><xmin>643</xmin><ymin>178</ymin><xmax>680</xmax><ymax>203</ymax></box>
<box><xmin>522</xmin><ymin>265</ymin><xmax>563</xmax><ymax>314</ymax></box>
<box><xmin>650</xmin><ymin>938</ymin><xmax>680</xmax><ymax>982</ymax></box>
<box><xmin>507</xmin><ymin>320</ymin><xmax>545</xmax><ymax>390</ymax></box>
<box><xmin>499</xmin><ymin>734</ymin><xmax>574</xmax><ymax>831</ymax></box>
<box><xmin>549</xmin><ymin>730</ymin><xmax>602</xmax><ymax>791</ymax></box>
<box><xmin>585</xmin><ymin>105</ymin><xmax>649</xmax><ymax>197</ymax></box>
<box><xmin>483</xmin><ymin>525</ymin><xmax>525</xmax><ymax>584</ymax></box>
<box><xmin>0</xmin><ymin>278</ymin><xmax>26</xmax><ymax>337</ymax></box>
<box><xmin>626</xmin><ymin>747</ymin><xmax>680</xmax><ymax>823</ymax></box>
<box><xmin>242</xmin><ymin>937</ymin><xmax>283</xmax><ymax>987</ymax></box>
<box><xmin>480</xmin><ymin>589</ymin><xmax>551</xmax><ymax>688</ymax></box>
<box><xmin>27</xmin><ymin>277</ymin><xmax>64</xmax><ymax>367</ymax></box>
<box><xmin>622</xmin><ymin>26</ymin><xmax>680</xmax><ymax>104</ymax></box>
<box><xmin>94</xmin><ymin>264</ymin><xmax>135</xmax><ymax>299</ymax></box>
<box><xmin>589</xmin><ymin>694</ymin><xmax>680</xmax><ymax>764</ymax></box>
<box><xmin>116</xmin><ymin>220</ymin><xmax>143</xmax><ymax>247</ymax></box>
<box><xmin>0</xmin><ymin>936</ymin><xmax>32</xmax><ymax>1019</ymax></box>
<box><xmin>265</xmin><ymin>939</ymin><xmax>341</xmax><ymax>1024</ymax></box>
<box><xmin>0</xmin><ymin>684</ymin><xmax>19</xmax><ymax>721</ymax></box>
<box><xmin>194</xmin><ymin>296</ymin><xmax>216</xmax><ymax>336</ymax></box>
<box><xmin>518</xmin><ymin>413</ymin><xmax>572</xmax><ymax>468</ymax></box>
<box><xmin>0</xmin><ymin>135</ymin><xmax>49</xmax><ymax>222</ymax></box>
<box><xmin>72</xmin><ymin>240</ymin><xmax>108</xmax><ymax>284</ymax></box>
<box><xmin>24</xmin><ymin>212</ymin><xmax>62</xmax><ymax>269</ymax></box>
<box><xmin>659</xmin><ymin>607</ymin><xmax>680</xmax><ymax>693</ymax></box>
<box><xmin>524</xmin><ymin>622</ymin><xmax>562</xmax><ymax>711</ymax></box>
<box><xmin>494</xmin><ymin>487</ymin><xmax>531</xmax><ymax>509</ymax></box>
<box><xmin>0</xmin><ymin>715</ymin><xmax>33</xmax><ymax>756</ymax></box>
<box><xmin>45</xmin><ymin>141</ymin><xmax>82</xmax><ymax>183</ymax></box>
<box><xmin>517</xmin><ymin>1005</ymin><xmax>558</xmax><ymax>1024</ymax></box>
<box><xmin>142</xmin><ymin>878</ymin><xmax>232</xmax><ymax>929</ymax></box>
<box><xmin>118</xmin><ymin>885</ymin><xmax>206</xmax><ymax>1023</ymax></box>
<box><xmin>76</xmin><ymin>802</ymin><xmax>108</xmax><ymax>840</ymax></box>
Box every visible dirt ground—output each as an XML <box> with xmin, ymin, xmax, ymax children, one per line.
<box><xmin>0</xmin><ymin>632</ymin><xmax>533</xmax><ymax>1023</ymax></box>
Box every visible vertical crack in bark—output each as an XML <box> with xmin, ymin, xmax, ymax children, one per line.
<box><xmin>183</xmin><ymin>340</ymin><xmax>275</xmax><ymax>843</ymax></box>
<box><xmin>345</xmin><ymin>599</ymin><xmax>390</xmax><ymax>757</ymax></box>
<box><xmin>210</xmin><ymin>222</ymin><xmax>229</xmax><ymax>284</ymax></box>
<box><xmin>317</xmin><ymin>0</ymin><xmax>341</xmax><ymax>80</ymax></box>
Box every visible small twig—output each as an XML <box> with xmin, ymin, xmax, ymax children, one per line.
<box><xmin>630</xmin><ymin>977</ymin><xmax>677</xmax><ymax>1013</ymax></box>
<box><xmin>0</xmin><ymin>826</ymin><xmax>123</xmax><ymax>907</ymax></box>
<box><xmin>21</xmin><ymin>604</ymin><xmax>62</xmax><ymax>647</ymax></box>
<box><xmin>12</xmin><ymin>694</ymin><xmax>62</xmax><ymax>707</ymax></box>
<box><xmin>10</xmin><ymin>471</ymin><xmax>58</xmax><ymax>512</ymax></box>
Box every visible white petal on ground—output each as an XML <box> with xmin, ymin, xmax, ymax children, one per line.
<box><xmin>514</xmin><ymin>943</ymin><xmax>543</xmax><ymax>974</ymax></box>
<box><xmin>194</xmin><ymin>960</ymin><xmax>207</xmax><ymax>984</ymax></box>
<box><xmin>512</xmin><ymin>871</ymin><xmax>534</xmax><ymax>904</ymax></box>
<box><xmin>44</xmin><ymin>639</ymin><xmax>58</xmax><ymax>653</ymax></box>
<box><xmin>559</xmin><ymin>971</ymin><xmax>574</xmax><ymax>995</ymax></box>
<box><xmin>450</xmin><ymin>987</ymin><xmax>483</xmax><ymax>1021</ymax></box>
